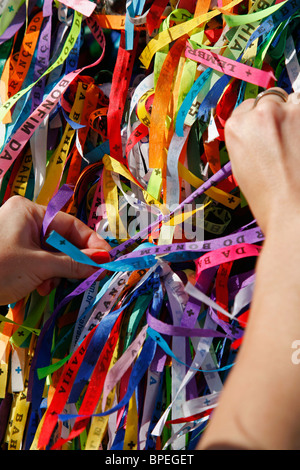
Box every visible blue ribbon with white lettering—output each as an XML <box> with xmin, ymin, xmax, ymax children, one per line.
<box><xmin>175</xmin><ymin>67</ymin><xmax>212</xmax><ymax>137</ymax></box>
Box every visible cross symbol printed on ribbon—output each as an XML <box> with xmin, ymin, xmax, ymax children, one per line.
<box><xmin>229</xmin><ymin>324</ymin><xmax>239</xmax><ymax>335</ymax></box>
<box><xmin>127</xmin><ymin>441</ymin><xmax>135</xmax><ymax>449</ymax></box>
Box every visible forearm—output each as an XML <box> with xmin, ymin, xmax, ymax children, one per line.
<box><xmin>199</xmin><ymin>220</ymin><xmax>300</xmax><ymax>450</ymax></box>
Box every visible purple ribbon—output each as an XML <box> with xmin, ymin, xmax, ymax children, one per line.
<box><xmin>41</xmin><ymin>183</ymin><xmax>74</xmax><ymax>244</ymax></box>
<box><xmin>147</xmin><ymin>311</ymin><xmax>231</xmax><ymax>339</ymax></box>
<box><xmin>0</xmin><ymin>0</ymin><xmax>37</xmax><ymax>45</ymax></box>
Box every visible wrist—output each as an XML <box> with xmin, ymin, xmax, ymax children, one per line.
<box><xmin>263</xmin><ymin>199</ymin><xmax>300</xmax><ymax>242</ymax></box>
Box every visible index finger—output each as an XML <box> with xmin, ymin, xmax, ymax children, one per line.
<box><xmin>227</xmin><ymin>98</ymin><xmax>255</xmax><ymax>119</ymax></box>
<box><xmin>47</xmin><ymin>210</ymin><xmax>111</xmax><ymax>252</ymax></box>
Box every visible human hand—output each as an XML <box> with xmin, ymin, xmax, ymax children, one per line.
<box><xmin>224</xmin><ymin>87</ymin><xmax>300</xmax><ymax>236</ymax></box>
<box><xmin>199</xmin><ymin>91</ymin><xmax>300</xmax><ymax>452</ymax></box>
<box><xmin>0</xmin><ymin>195</ymin><xmax>111</xmax><ymax>305</ymax></box>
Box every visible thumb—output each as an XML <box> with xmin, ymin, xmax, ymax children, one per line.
<box><xmin>36</xmin><ymin>249</ymin><xmax>111</xmax><ymax>297</ymax></box>
<box><xmin>42</xmin><ymin>248</ymin><xmax>111</xmax><ymax>281</ymax></box>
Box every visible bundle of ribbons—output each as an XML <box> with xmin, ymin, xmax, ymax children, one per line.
<box><xmin>0</xmin><ymin>0</ymin><xmax>297</xmax><ymax>451</ymax></box>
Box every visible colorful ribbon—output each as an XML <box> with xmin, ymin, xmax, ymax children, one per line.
<box><xmin>0</xmin><ymin>0</ymin><xmax>293</xmax><ymax>452</ymax></box>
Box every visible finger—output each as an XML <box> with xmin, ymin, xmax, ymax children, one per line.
<box><xmin>46</xmin><ymin>210</ymin><xmax>111</xmax><ymax>252</ymax></box>
<box><xmin>40</xmin><ymin>249</ymin><xmax>110</xmax><ymax>281</ymax></box>
<box><xmin>224</xmin><ymin>99</ymin><xmax>255</xmax><ymax>142</ymax></box>
<box><xmin>36</xmin><ymin>277</ymin><xmax>61</xmax><ymax>296</ymax></box>
<box><xmin>36</xmin><ymin>248</ymin><xmax>111</xmax><ymax>294</ymax></box>
<box><xmin>229</xmin><ymin>98</ymin><xmax>255</xmax><ymax>118</ymax></box>
<box><xmin>287</xmin><ymin>91</ymin><xmax>300</xmax><ymax>105</ymax></box>
<box><xmin>254</xmin><ymin>87</ymin><xmax>289</xmax><ymax>108</ymax></box>
<box><xmin>82</xmin><ymin>248</ymin><xmax>111</xmax><ymax>264</ymax></box>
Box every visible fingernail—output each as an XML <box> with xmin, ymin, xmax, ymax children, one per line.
<box><xmin>90</xmin><ymin>251</ymin><xmax>111</xmax><ymax>264</ymax></box>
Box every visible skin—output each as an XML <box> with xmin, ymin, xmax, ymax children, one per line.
<box><xmin>0</xmin><ymin>195</ymin><xmax>111</xmax><ymax>305</ymax></box>
<box><xmin>198</xmin><ymin>88</ymin><xmax>300</xmax><ymax>450</ymax></box>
